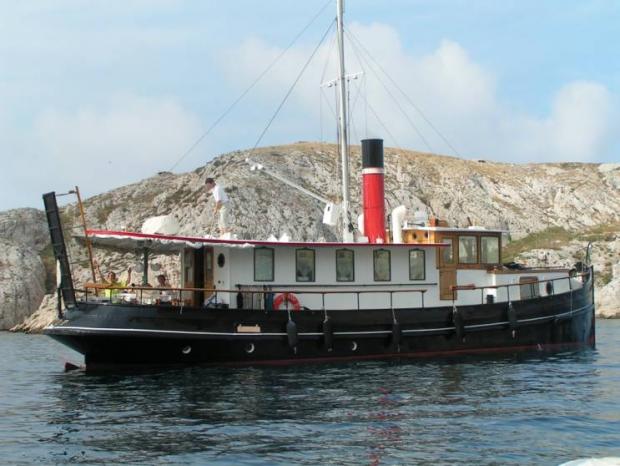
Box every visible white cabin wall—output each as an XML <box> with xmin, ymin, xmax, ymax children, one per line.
<box><xmin>454</xmin><ymin>270</ymin><xmax>495</xmax><ymax>306</ymax></box>
<box><xmin>229</xmin><ymin>248</ymin><xmax>255</xmax><ymax>284</ymax></box>
<box><xmin>491</xmin><ymin>271</ymin><xmax>570</xmax><ymax>302</ymax></box>
<box><xmin>452</xmin><ymin>270</ymin><xmax>572</xmax><ymax>305</ymax></box>
<box><xmin>420</xmin><ymin>250</ymin><xmax>438</xmax><ymax>305</ymax></box>
<box><xmin>228</xmin><ymin>245</ymin><xmax>439</xmax><ymax>310</ymax></box>
<box><xmin>225</xmin><ymin>245</ymin><xmax>575</xmax><ymax>310</ymax></box>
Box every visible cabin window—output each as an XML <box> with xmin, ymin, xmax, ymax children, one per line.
<box><xmin>441</xmin><ymin>238</ymin><xmax>455</xmax><ymax>265</ymax></box>
<box><xmin>373</xmin><ymin>249</ymin><xmax>391</xmax><ymax>281</ymax></box>
<box><xmin>296</xmin><ymin>249</ymin><xmax>315</xmax><ymax>282</ymax></box>
<box><xmin>409</xmin><ymin>249</ymin><xmax>425</xmax><ymax>280</ymax></box>
<box><xmin>336</xmin><ymin>249</ymin><xmax>355</xmax><ymax>282</ymax></box>
<box><xmin>520</xmin><ymin>276</ymin><xmax>540</xmax><ymax>300</ymax></box>
<box><xmin>458</xmin><ymin>236</ymin><xmax>478</xmax><ymax>264</ymax></box>
<box><xmin>480</xmin><ymin>236</ymin><xmax>500</xmax><ymax>264</ymax></box>
<box><xmin>254</xmin><ymin>248</ymin><xmax>274</xmax><ymax>282</ymax></box>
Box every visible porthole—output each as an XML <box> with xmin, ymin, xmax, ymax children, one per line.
<box><xmin>182</xmin><ymin>345</ymin><xmax>192</xmax><ymax>355</ymax></box>
<box><xmin>350</xmin><ymin>341</ymin><xmax>358</xmax><ymax>352</ymax></box>
<box><xmin>217</xmin><ymin>253</ymin><xmax>226</xmax><ymax>268</ymax></box>
<box><xmin>245</xmin><ymin>342</ymin><xmax>255</xmax><ymax>354</ymax></box>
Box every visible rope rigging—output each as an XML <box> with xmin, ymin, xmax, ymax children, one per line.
<box><xmin>168</xmin><ymin>0</ymin><xmax>333</xmax><ymax>172</ymax></box>
<box><xmin>168</xmin><ymin>0</ymin><xmax>462</xmax><ymax>174</ymax></box>
<box><xmin>319</xmin><ymin>31</ymin><xmax>338</xmax><ymax>144</ymax></box>
<box><xmin>246</xmin><ymin>20</ymin><xmax>336</xmax><ymax>160</ymax></box>
<box><xmin>346</xmin><ymin>29</ymin><xmax>433</xmax><ymax>153</ymax></box>
<box><xmin>346</xmin><ymin>28</ymin><xmax>462</xmax><ymax>158</ymax></box>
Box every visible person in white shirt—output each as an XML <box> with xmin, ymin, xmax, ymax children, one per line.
<box><xmin>156</xmin><ymin>274</ymin><xmax>173</xmax><ymax>303</ymax></box>
<box><xmin>205</xmin><ymin>177</ymin><xmax>231</xmax><ymax>235</ymax></box>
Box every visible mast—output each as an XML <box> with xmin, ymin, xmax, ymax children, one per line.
<box><xmin>336</xmin><ymin>0</ymin><xmax>353</xmax><ymax>242</ymax></box>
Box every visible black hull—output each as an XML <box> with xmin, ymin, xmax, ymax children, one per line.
<box><xmin>46</xmin><ymin>279</ymin><xmax>595</xmax><ymax>369</ymax></box>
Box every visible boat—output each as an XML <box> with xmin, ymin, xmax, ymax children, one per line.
<box><xmin>43</xmin><ymin>0</ymin><xmax>595</xmax><ymax>369</ymax></box>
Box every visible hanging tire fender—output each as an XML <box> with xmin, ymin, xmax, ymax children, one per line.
<box><xmin>453</xmin><ymin>306</ymin><xmax>465</xmax><ymax>341</ymax></box>
<box><xmin>286</xmin><ymin>319</ymin><xmax>298</xmax><ymax>349</ymax></box>
<box><xmin>507</xmin><ymin>302</ymin><xmax>518</xmax><ymax>330</ymax></box>
<box><xmin>391</xmin><ymin>320</ymin><xmax>401</xmax><ymax>349</ymax></box>
<box><xmin>322</xmin><ymin>315</ymin><xmax>334</xmax><ymax>351</ymax></box>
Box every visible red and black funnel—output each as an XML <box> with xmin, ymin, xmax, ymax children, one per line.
<box><xmin>361</xmin><ymin>139</ymin><xmax>386</xmax><ymax>243</ymax></box>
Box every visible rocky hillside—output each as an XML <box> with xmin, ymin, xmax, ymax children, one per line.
<box><xmin>0</xmin><ymin>210</ymin><xmax>48</xmax><ymax>328</ymax></box>
<box><xmin>2</xmin><ymin>142</ymin><xmax>619</xmax><ymax>329</ymax></box>
<box><xmin>65</xmin><ymin>143</ymin><xmax>620</xmax><ymax>240</ymax></box>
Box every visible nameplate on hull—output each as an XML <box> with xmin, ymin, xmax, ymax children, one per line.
<box><xmin>236</xmin><ymin>324</ymin><xmax>262</xmax><ymax>333</ymax></box>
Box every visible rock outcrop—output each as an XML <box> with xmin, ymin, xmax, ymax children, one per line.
<box><xmin>598</xmin><ymin>263</ymin><xmax>620</xmax><ymax>318</ymax></box>
<box><xmin>10</xmin><ymin>293</ymin><xmax>59</xmax><ymax>333</ymax></box>
<box><xmin>0</xmin><ymin>208</ymin><xmax>49</xmax><ymax>252</ymax></box>
<box><xmin>0</xmin><ymin>208</ymin><xmax>50</xmax><ymax>329</ymax></box>
<box><xmin>0</xmin><ymin>238</ymin><xmax>46</xmax><ymax>329</ymax></box>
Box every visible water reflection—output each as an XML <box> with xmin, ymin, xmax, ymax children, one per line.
<box><xmin>35</xmin><ymin>348</ymin><xmax>613</xmax><ymax>464</ymax></box>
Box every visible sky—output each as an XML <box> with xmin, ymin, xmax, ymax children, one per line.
<box><xmin>0</xmin><ymin>0</ymin><xmax>618</xmax><ymax>211</ymax></box>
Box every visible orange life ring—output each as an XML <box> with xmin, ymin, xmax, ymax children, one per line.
<box><xmin>273</xmin><ymin>292</ymin><xmax>301</xmax><ymax>311</ymax></box>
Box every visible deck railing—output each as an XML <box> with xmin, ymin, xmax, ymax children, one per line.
<box><xmin>75</xmin><ymin>283</ymin><xmax>428</xmax><ymax>312</ymax></box>
<box><xmin>66</xmin><ymin>268</ymin><xmax>590</xmax><ymax>315</ymax></box>
<box><xmin>450</xmin><ymin>268</ymin><xmax>591</xmax><ymax>307</ymax></box>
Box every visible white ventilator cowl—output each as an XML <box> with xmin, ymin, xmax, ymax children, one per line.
<box><xmin>141</xmin><ymin>215</ymin><xmax>180</xmax><ymax>235</ymax></box>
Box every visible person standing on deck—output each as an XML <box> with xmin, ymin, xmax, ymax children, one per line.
<box><xmin>94</xmin><ymin>261</ymin><xmax>132</xmax><ymax>299</ymax></box>
<box><xmin>156</xmin><ymin>273</ymin><xmax>173</xmax><ymax>303</ymax></box>
<box><xmin>205</xmin><ymin>177</ymin><xmax>231</xmax><ymax>236</ymax></box>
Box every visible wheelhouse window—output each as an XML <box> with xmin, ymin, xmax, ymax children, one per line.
<box><xmin>459</xmin><ymin>236</ymin><xmax>477</xmax><ymax>264</ymax></box>
<box><xmin>296</xmin><ymin>249</ymin><xmax>315</xmax><ymax>282</ymax></box>
<box><xmin>373</xmin><ymin>249</ymin><xmax>391</xmax><ymax>281</ymax></box>
<box><xmin>481</xmin><ymin>236</ymin><xmax>500</xmax><ymax>264</ymax></box>
<box><xmin>254</xmin><ymin>247</ymin><xmax>274</xmax><ymax>282</ymax></box>
<box><xmin>409</xmin><ymin>249</ymin><xmax>425</xmax><ymax>280</ymax></box>
<box><xmin>441</xmin><ymin>238</ymin><xmax>455</xmax><ymax>265</ymax></box>
<box><xmin>336</xmin><ymin>249</ymin><xmax>354</xmax><ymax>282</ymax></box>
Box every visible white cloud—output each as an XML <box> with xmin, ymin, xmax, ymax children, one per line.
<box><xmin>221</xmin><ymin>22</ymin><xmax>615</xmax><ymax>163</ymax></box>
<box><xmin>0</xmin><ymin>94</ymin><xmax>202</xmax><ymax>210</ymax></box>
<box><xmin>549</xmin><ymin>82</ymin><xmax>613</xmax><ymax>159</ymax></box>
<box><xmin>498</xmin><ymin>82</ymin><xmax>614</xmax><ymax>162</ymax></box>
<box><xmin>34</xmin><ymin>94</ymin><xmax>201</xmax><ymax>166</ymax></box>
<box><xmin>0</xmin><ymin>1</ymin><xmax>197</xmax><ymax>74</ymax></box>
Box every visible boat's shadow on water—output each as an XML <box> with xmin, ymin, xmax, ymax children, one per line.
<box><xmin>40</xmin><ymin>347</ymin><xmax>604</xmax><ymax>464</ymax></box>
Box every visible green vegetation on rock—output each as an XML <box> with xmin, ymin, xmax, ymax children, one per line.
<box><xmin>503</xmin><ymin>223</ymin><xmax>619</xmax><ymax>263</ymax></box>
<box><xmin>39</xmin><ymin>243</ymin><xmax>57</xmax><ymax>293</ymax></box>
<box><xmin>503</xmin><ymin>227</ymin><xmax>576</xmax><ymax>263</ymax></box>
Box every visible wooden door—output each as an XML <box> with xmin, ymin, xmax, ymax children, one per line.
<box><xmin>440</xmin><ymin>269</ymin><xmax>457</xmax><ymax>300</ymax></box>
<box><xmin>192</xmin><ymin>249</ymin><xmax>205</xmax><ymax>306</ymax></box>
<box><xmin>438</xmin><ymin>235</ymin><xmax>457</xmax><ymax>300</ymax></box>
<box><xmin>204</xmin><ymin>247</ymin><xmax>214</xmax><ymax>292</ymax></box>
<box><xmin>182</xmin><ymin>249</ymin><xmax>195</xmax><ymax>305</ymax></box>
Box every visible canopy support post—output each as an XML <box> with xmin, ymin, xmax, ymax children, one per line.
<box><xmin>142</xmin><ymin>248</ymin><xmax>149</xmax><ymax>286</ymax></box>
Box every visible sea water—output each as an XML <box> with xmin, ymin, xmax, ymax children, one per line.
<box><xmin>0</xmin><ymin>321</ymin><xmax>619</xmax><ymax>465</ymax></box>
